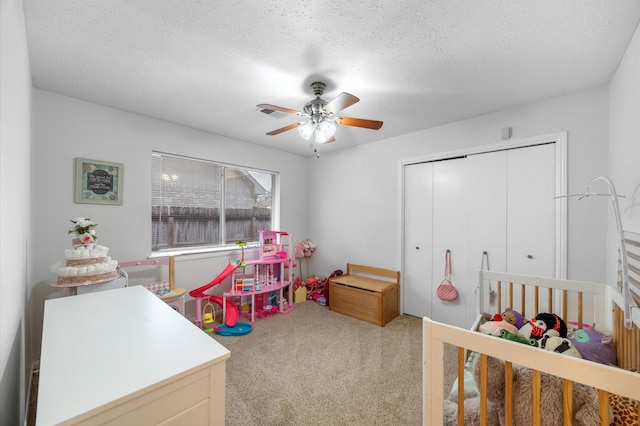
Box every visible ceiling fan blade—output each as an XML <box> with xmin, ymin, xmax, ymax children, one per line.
<box><xmin>322</xmin><ymin>92</ymin><xmax>359</xmax><ymax>115</ymax></box>
<box><xmin>265</xmin><ymin>122</ymin><xmax>302</xmax><ymax>136</ymax></box>
<box><xmin>335</xmin><ymin>116</ymin><xmax>383</xmax><ymax>130</ymax></box>
<box><xmin>257</xmin><ymin>103</ymin><xmax>306</xmax><ymax>116</ymax></box>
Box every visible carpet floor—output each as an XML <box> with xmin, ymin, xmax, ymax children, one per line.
<box><xmin>211</xmin><ymin>301</ymin><xmax>457</xmax><ymax>426</ymax></box>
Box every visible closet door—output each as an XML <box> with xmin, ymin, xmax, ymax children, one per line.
<box><xmin>430</xmin><ymin>158</ymin><xmax>467</xmax><ymax>328</ymax></box>
<box><xmin>402</xmin><ymin>141</ymin><xmax>558</xmax><ymax>326</ymax></box>
<box><xmin>403</xmin><ymin>159</ymin><xmax>468</xmax><ymax>325</ymax></box>
<box><xmin>506</xmin><ymin>144</ymin><xmax>556</xmax><ymax>276</ymax></box>
<box><xmin>403</xmin><ymin>162</ymin><xmax>434</xmax><ymax>318</ymax></box>
<box><xmin>465</xmin><ymin>150</ymin><xmax>508</xmax><ymax>327</ymax></box>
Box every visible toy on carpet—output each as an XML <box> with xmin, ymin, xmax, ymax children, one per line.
<box><xmin>255</xmin><ymin>305</ymin><xmax>278</xmax><ymax>319</ymax></box>
<box><xmin>304</xmin><ymin>275</ymin><xmax>324</xmax><ymax>300</ymax></box>
<box><xmin>518</xmin><ymin>312</ymin><xmax>567</xmax><ymax>340</ymax></box>
<box><xmin>201</xmin><ymin>301</ymin><xmax>216</xmax><ymax>333</ymax></box>
<box><xmin>311</xmin><ymin>293</ymin><xmax>327</xmax><ymax>306</ymax></box>
<box><xmin>214</xmin><ymin>322</ymin><xmax>253</xmax><ymax>336</ymax></box>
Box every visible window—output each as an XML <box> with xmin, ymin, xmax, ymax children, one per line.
<box><xmin>151</xmin><ymin>152</ymin><xmax>276</xmax><ymax>253</ymax></box>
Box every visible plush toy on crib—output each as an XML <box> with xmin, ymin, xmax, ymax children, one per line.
<box><xmin>518</xmin><ymin>312</ymin><xmax>568</xmax><ymax>340</ymax></box>
<box><xmin>471</xmin><ymin>355</ymin><xmax>601</xmax><ymax>425</ymax></box>
<box><xmin>478</xmin><ymin>308</ymin><xmax>524</xmax><ymax>335</ymax></box>
<box><xmin>442</xmin><ymin>352</ymin><xmax>602</xmax><ymax>425</ymax></box>
<box><xmin>540</xmin><ymin>335</ymin><xmax>582</xmax><ymax>358</ymax></box>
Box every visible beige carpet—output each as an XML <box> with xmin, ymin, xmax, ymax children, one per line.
<box><xmin>211</xmin><ymin>301</ymin><xmax>458</xmax><ymax>426</ymax></box>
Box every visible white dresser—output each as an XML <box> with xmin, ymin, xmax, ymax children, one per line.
<box><xmin>37</xmin><ymin>286</ymin><xmax>230</xmax><ymax>425</ymax></box>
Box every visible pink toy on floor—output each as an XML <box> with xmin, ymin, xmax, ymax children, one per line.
<box><xmin>190</xmin><ymin>262</ymin><xmax>240</xmax><ymax>327</ymax></box>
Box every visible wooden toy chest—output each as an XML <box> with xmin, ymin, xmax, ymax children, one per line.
<box><xmin>328</xmin><ymin>263</ymin><xmax>400</xmax><ymax>327</ymax></box>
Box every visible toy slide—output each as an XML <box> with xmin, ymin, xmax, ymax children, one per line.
<box><xmin>190</xmin><ymin>261</ymin><xmax>239</xmax><ymax>327</ymax></box>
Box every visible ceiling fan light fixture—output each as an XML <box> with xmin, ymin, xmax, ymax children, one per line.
<box><xmin>297</xmin><ymin>121</ymin><xmax>314</xmax><ymax>140</ymax></box>
<box><xmin>259</xmin><ymin>81</ymin><xmax>383</xmax><ymax>153</ymax></box>
<box><xmin>316</xmin><ymin>119</ymin><xmax>336</xmax><ymax>143</ymax></box>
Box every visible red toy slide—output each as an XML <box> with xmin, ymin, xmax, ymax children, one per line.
<box><xmin>190</xmin><ymin>262</ymin><xmax>239</xmax><ymax>327</ymax></box>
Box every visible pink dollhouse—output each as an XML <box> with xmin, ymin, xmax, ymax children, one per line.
<box><xmin>222</xmin><ymin>230</ymin><xmax>295</xmax><ymax>323</ymax></box>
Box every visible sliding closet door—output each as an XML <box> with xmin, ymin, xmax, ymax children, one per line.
<box><xmin>506</xmin><ymin>143</ymin><xmax>556</xmax><ymax>276</ymax></box>
<box><xmin>403</xmin><ymin>162</ymin><xmax>434</xmax><ymax>318</ymax></box>
<box><xmin>402</xmin><ymin>140</ymin><xmax>559</xmax><ymax>326</ymax></box>
<box><xmin>465</xmin><ymin>150</ymin><xmax>508</xmax><ymax>326</ymax></box>
<box><xmin>431</xmin><ymin>158</ymin><xmax>468</xmax><ymax>328</ymax></box>
<box><xmin>403</xmin><ymin>159</ymin><xmax>468</xmax><ymax>326</ymax></box>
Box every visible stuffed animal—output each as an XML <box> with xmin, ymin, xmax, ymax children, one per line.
<box><xmin>478</xmin><ymin>320</ymin><xmax>518</xmax><ymax>335</ymax></box>
<box><xmin>479</xmin><ymin>308</ymin><xmax>525</xmax><ymax>335</ymax></box>
<box><xmin>540</xmin><ymin>335</ymin><xmax>582</xmax><ymax>358</ymax></box>
<box><xmin>501</xmin><ymin>308</ymin><xmax>525</xmax><ymax>329</ymax></box>
<box><xmin>570</xmin><ymin>326</ymin><xmax>617</xmax><ymax>365</ymax></box>
<box><xmin>295</xmin><ymin>239</ymin><xmax>316</xmax><ymax>258</ymax></box>
<box><xmin>497</xmin><ymin>329</ymin><xmax>539</xmax><ymax>346</ymax></box>
<box><xmin>470</xmin><ymin>355</ymin><xmax>601</xmax><ymax>425</ymax></box>
<box><xmin>443</xmin><ymin>396</ymin><xmax>502</xmax><ymax>426</ymax></box>
<box><xmin>609</xmin><ymin>390</ymin><xmax>639</xmax><ymax>425</ymax></box>
<box><xmin>518</xmin><ymin>313</ymin><xmax>568</xmax><ymax>340</ymax></box>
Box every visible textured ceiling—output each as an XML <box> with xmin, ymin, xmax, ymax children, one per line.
<box><xmin>23</xmin><ymin>1</ymin><xmax>640</xmax><ymax>157</ymax></box>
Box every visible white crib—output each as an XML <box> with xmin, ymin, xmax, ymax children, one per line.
<box><xmin>423</xmin><ymin>230</ymin><xmax>640</xmax><ymax>425</ymax></box>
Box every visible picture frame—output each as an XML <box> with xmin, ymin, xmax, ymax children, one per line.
<box><xmin>74</xmin><ymin>158</ymin><xmax>123</xmax><ymax>205</ymax></box>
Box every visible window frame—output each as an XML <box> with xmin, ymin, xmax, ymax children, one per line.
<box><xmin>151</xmin><ymin>151</ymin><xmax>279</xmax><ymax>256</ymax></box>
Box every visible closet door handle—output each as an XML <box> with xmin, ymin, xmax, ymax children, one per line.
<box><xmin>416</xmin><ymin>246</ymin><xmax>420</xmax><ymax>250</ymax></box>
<box><xmin>527</xmin><ymin>254</ymin><xmax>534</xmax><ymax>259</ymax></box>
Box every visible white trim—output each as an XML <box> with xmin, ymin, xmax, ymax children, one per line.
<box><xmin>396</xmin><ymin>158</ymin><xmax>406</xmax><ymax>314</ymax></box>
<box><xmin>555</xmin><ymin>132</ymin><xmax>568</xmax><ymax>279</ymax></box>
<box><xmin>398</xmin><ymin>132</ymin><xmax>568</xmax><ymax>314</ymax></box>
<box><xmin>399</xmin><ymin>131</ymin><xmax>568</xmax><ymax>167</ymax></box>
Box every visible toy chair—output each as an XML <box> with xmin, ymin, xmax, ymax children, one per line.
<box><xmin>201</xmin><ymin>301</ymin><xmax>216</xmax><ymax>333</ymax></box>
<box><xmin>118</xmin><ymin>256</ymin><xmax>187</xmax><ymax>315</ymax></box>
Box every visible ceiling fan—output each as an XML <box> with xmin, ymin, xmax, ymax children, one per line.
<box><xmin>257</xmin><ymin>82</ymin><xmax>383</xmax><ymax>155</ymax></box>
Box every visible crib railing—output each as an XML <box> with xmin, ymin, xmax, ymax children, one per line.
<box><xmin>423</xmin><ymin>317</ymin><xmax>640</xmax><ymax>426</ymax></box>
<box><xmin>614</xmin><ymin>303</ymin><xmax>640</xmax><ymax>372</ymax></box>
<box><xmin>477</xmin><ymin>270</ymin><xmax>605</xmax><ymax>330</ymax></box>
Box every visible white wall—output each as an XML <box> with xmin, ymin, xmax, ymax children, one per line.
<box><xmin>0</xmin><ymin>0</ymin><xmax>32</xmax><ymax>424</ymax></box>
<box><xmin>308</xmin><ymin>88</ymin><xmax>610</xmax><ymax>286</ymax></box>
<box><xmin>608</xmin><ymin>22</ymin><xmax>640</xmax><ymax>283</ymax></box>
<box><xmin>30</xmin><ymin>89</ymin><xmax>310</xmax><ymax>358</ymax></box>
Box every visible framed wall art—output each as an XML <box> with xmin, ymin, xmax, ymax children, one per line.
<box><xmin>74</xmin><ymin>158</ymin><xmax>123</xmax><ymax>205</ymax></box>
